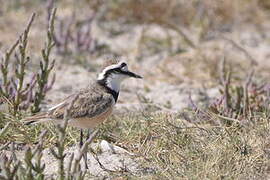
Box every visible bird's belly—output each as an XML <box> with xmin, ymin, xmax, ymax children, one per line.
<box><xmin>67</xmin><ymin>107</ymin><xmax>113</xmax><ymax>129</ymax></box>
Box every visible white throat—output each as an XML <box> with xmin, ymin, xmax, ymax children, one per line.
<box><xmin>105</xmin><ymin>74</ymin><xmax>126</xmax><ymax>92</ymax></box>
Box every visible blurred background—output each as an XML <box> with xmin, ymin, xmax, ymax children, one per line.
<box><xmin>0</xmin><ymin>0</ymin><xmax>270</xmax><ymax>127</ymax></box>
<box><xmin>0</xmin><ymin>0</ymin><xmax>269</xmax><ymax>112</ymax></box>
<box><xmin>1</xmin><ymin>0</ymin><xmax>270</xmax><ymax>178</ymax></box>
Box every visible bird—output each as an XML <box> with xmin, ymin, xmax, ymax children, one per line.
<box><xmin>24</xmin><ymin>61</ymin><xmax>142</xmax><ymax>168</ymax></box>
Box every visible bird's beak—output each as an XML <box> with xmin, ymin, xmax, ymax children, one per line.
<box><xmin>126</xmin><ymin>71</ymin><xmax>143</xmax><ymax>79</ymax></box>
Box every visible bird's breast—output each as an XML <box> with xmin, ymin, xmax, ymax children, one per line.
<box><xmin>67</xmin><ymin>107</ymin><xmax>114</xmax><ymax>129</ymax></box>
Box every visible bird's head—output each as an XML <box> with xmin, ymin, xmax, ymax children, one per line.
<box><xmin>97</xmin><ymin>61</ymin><xmax>142</xmax><ymax>92</ymax></box>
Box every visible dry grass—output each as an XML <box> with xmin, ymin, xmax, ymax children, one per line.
<box><xmin>99</xmin><ymin>111</ymin><xmax>270</xmax><ymax>179</ymax></box>
<box><xmin>0</xmin><ymin>0</ymin><xmax>270</xmax><ymax>179</ymax></box>
<box><xmin>2</xmin><ymin>109</ymin><xmax>270</xmax><ymax>178</ymax></box>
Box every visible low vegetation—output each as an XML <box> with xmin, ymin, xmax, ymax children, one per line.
<box><xmin>0</xmin><ymin>0</ymin><xmax>270</xmax><ymax>179</ymax></box>
<box><xmin>100</xmin><ymin>112</ymin><xmax>270</xmax><ymax>179</ymax></box>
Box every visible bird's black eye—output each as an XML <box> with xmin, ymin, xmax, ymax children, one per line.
<box><xmin>121</xmin><ymin>62</ymin><xmax>127</xmax><ymax>67</ymax></box>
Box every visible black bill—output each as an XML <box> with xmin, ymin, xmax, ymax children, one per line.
<box><xmin>125</xmin><ymin>71</ymin><xmax>143</xmax><ymax>78</ymax></box>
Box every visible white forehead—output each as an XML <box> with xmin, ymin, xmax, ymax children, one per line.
<box><xmin>98</xmin><ymin>61</ymin><xmax>128</xmax><ymax>80</ymax></box>
<box><xmin>104</xmin><ymin>61</ymin><xmax>128</xmax><ymax>71</ymax></box>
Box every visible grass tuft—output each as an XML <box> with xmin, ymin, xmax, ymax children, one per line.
<box><xmin>99</xmin><ymin>111</ymin><xmax>270</xmax><ymax>179</ymax></box>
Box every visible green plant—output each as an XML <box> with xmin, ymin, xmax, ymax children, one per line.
<box><xmin>47</xmin><ymin>0</ymin><xmax>98</xmax><ymax>57</ymax></box>
<box><xmin>31</xmin><ymin>9</ymin><xmax>56</xmax><ymax>113</ymax></box>
<box><xmin>0</xmin><ymin>10</ymin><xmax>55</xmax><ymax>116</ymax></box>
<box><xmin>0</xmin><ymin>94</ymin><xmax>99</xmax><ymax>179</ymax></box>
<box><xmin>0</xmin><ymin>131</ymin><xmax>47</xmax><ymax>180</ymax></box>
<box><xmin>208</xmin><ymin>58</ymin><xmax>268</xmax><ymax>123</ymax></box>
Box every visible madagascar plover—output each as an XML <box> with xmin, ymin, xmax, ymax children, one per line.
<box><xmin>25</xmin><ymin>61</ymin><xmax>142</xmax><ymax>167</ymax></box>
<box><xmin>25</xmin><ymin>61</ymin><xmax>142</xmax><ymax>126</ymax></box>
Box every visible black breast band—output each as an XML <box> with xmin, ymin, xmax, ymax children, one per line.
<box><xmin>97</xmin><ymin>80</ymin><xmax>119</xmax><ymax>102</ymax></box>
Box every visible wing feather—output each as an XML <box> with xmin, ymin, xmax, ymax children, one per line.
<box><xmin>48</xmin><ymin>87</ymin><xmax>115</xmax><ymax>120</ymax></box>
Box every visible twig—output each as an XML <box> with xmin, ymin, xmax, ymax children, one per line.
<box><xmin>0</xmin><ymin>142</ymin><xmax>10</xmax><ymax>151</ymax></box>
<box><xmin>31</xmin><ymin>8</ymin><xmax>56</xmax><ymax>113</ymax></box>
<box><xmin>215</xmin><ymin>114</ymin><xmax>241</xmax><ymax>123</ymax></box>
<box><xmin>71</xmin><ymin>129</ymin><xmax>99</xmax><ymax>174</ymax></box>
<box><xmin>50</xmin><ymin>94</ymin><xmax>78</xmax><ymax>180</ymax></box>
<box><xmin>15</xmin><ymin>13</ymin><xmax>35</xmax><ymax>110</ymax></box>
<box><xmin>161</xmin><ymin>20</ymin><xmax>196</xmax><ymax>48</ymax></box>
<box><xmin>0</xmin><ymin>39</ymin><xmax>20</xmax><ymax>97</ymax></box>
<box><xmin>188</xmin><ymin>92</ymin><xmax>199</xmax><ymax>111</ymax></box>
<box><xmin>90</xmin><ymin>147</ymin><xmax>131</xmax><ymax>174</ymax></box>
<box><xmin>219</xmin><ymin>57</ymin><xmax>231</xmax><ymax>111</ymax></box>
<box><xmin>166</xmin><ymin>120</ymin><xmax>210</xmax><ymax>133</ymax></box>
<box><xmin>243</xmin><ymin>69</ymin><xmax>254</xmax><ymax>117</ymax></box>
<box><xmin>0</xmin><ymin>122</ymin><xmax>11</xmax><ymax>137</ymax></box>
<box><xmin>221</xmin><ymin>35</ymin><xmax>258</xmax><ymax>66</ymax></box>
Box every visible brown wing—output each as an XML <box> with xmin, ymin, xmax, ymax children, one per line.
<box><xmin>48</xmin><ymin>86</ymin><xmax>115</xmax><ymax>120</ymax></box>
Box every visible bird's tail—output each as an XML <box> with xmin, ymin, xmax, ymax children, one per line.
<box><xmin>23</xmin><ymin>112</ymin><xmax>51</xmax><ymax>125</ymax></box>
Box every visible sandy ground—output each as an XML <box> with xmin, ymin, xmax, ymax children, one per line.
<box><xmin>46</xmin><ymin>21</ymin><xmax>270</xmax><ymax>115</ymax></box>
<box><xmin>1</xmin><ymin>140</ymin><xmax>143</xmax><ymax>178</ymax></box>
<box><xmin>1</xmin><ymin>4</ymin><xmax>270</xmax><ymax>178</ymax></box>
<box><xmin>25</xmin><ymin>20</ymin><xmax>269</xmax><ymax>177</ymax></box>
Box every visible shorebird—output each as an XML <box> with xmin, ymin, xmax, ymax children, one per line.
<box><xmin>25</xmin><ymin>61</ymin><xmax>142</xmax><ymax>167</ymax></box>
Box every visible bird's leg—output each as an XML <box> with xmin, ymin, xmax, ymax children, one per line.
<box><xmin>80</xmin><ymin>129</ymin><xmax>93</xmax><ymax>170</ymax></box>
<box><xmin>83</xmin><ymin>129</ymin><xmax>92</xmax><ymax>169</ymax></box>
<box><xmin>79</xmin><ymin>129</ymin><xmax>88</xmax><ymax>169</ymax></box>
<box><xmin>80</xmin><ymin>129</ymin><xmax>83</xmax><ymax>148</ymax></box>
<box><xmin>81</xmin><ymin>129</ymin><xmax>89</xmax><ymax>169</ymax></box>
<box><xmin>86</xmin><ymin>129</ymin><xmax>91</xmax><ymax>140</ymax></box>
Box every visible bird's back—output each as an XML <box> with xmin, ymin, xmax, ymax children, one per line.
<box><xmin>25</xmin><ymin>81</ymin><xmax>116</xmax><ymax>129</ymax></box>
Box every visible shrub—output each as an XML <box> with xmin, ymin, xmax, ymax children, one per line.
<box><xmin>0</xmin><ymin>10</ymin><xmax>56</xmax><ymax>116</ymax></box>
